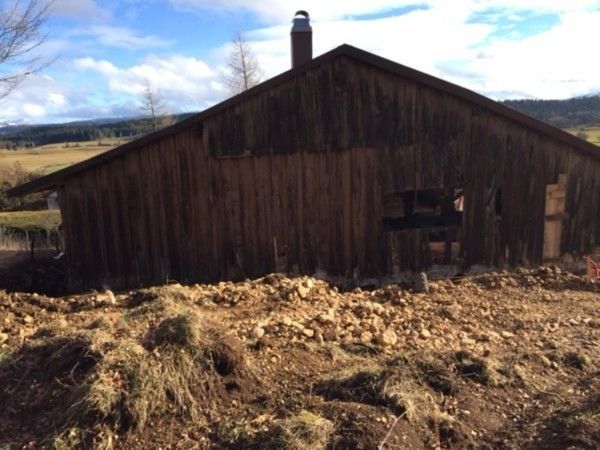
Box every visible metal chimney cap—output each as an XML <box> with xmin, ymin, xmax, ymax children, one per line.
<box><xmin>294</xmin><ymin>10</ymin><xmax>309</xmax><ymax>19</ymax></box>
<box><xmin>292</xmin><ymin>10</ymin><xmax>311</xmax><ymax>31</ymax></box>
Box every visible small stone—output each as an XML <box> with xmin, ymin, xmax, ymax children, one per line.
<box><xmin>281</xmin><ymin>316</ymin><xmax>293</xmax><ymax>326</ymax></box>
<box><xmin>420</xmin><ymin>329</ymin><xmax>432</xmax><ymax>339</ymax></box>
<box><xmin>414</xmin><ymin>272</ymin><xmax>429</xmax><ymax>293</ymax></box>
<box><xmin>0</xmin><ymin>332</ymin><xmax>8</xmax><ymax>344</ymax></box>
<box><xmin>302</xmin><ymin>328</ymin><xmax>315</xmax><ymax>338</ymax></box>
<box><xmin>376</xmin><ymin>329</ymin><xmax>398</xmax><ymax>346</ymax></box>
<box><xmin>317</xmin><ymin>309</ymin><xmax>335</xmax><ymax>324</ymax></box>
<box><xmin>23</xmin><ymin>315</ymin><xmax>34</xmax><ymax>324</ymax></box>
<box><xmin>105</xmin><ymin>290</ymin><xmax>117</xmax><ymax>305</ymax></box>
<box><xmin>252</xmin><ymin>326</ymin><xmax>265</xmax><ymax>339</ymax></box>
<box><xmin>540</xmin><ymin>355</ymin><xmax>552</xmax><ymax>368</ymax></box>
<box><xmin>290</xmin><ymin>321</ymin><xmax>305</xmax><ymax>330</ymax></box>
<box><xmin>297</xmin><ymin>284</ymin><xmax>310</xmax><ymax>299</ymax></box>
<box><xmin>360</xmin><ymin>331</ymin><xmax>373</xmax><ymax>344</ymax></box>
<box><xmin>461</xmin><ymin>337</ymin><xmax>476</xmax><ymax>346</ymax></box>
<box><xmin>501</xmin><ymin>331</ymin><xmax>515</xmax><ymax>339</ymax></box>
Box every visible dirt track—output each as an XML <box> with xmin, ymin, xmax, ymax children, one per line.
<box><xmin>0</xmin><ymin>267</ymin><xmax>598</xmax><ymax>449</ymax></box>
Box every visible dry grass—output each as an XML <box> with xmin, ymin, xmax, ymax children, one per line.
<box><xmin>268</xmin><ymin>410</ymin><xmax>334</xmax><ymax>450</ymax></box>
<box><xmin>0</xmin><ymin>228</ymin><xmax>29</xmax><ymax>250</ymax></box>
<box><xmin>0</xmin><ymin>301</ymin><xmax>250</xmax><ymax>447</ymax></box>
<box><xmin>219</xmin><ymin>410</ymin><xmax>335</xmax><ymax>450</ymax></box>
<box><xmin>566</xmin><ymin>124</ymin><xmax>600</xmax><ymax>146</ymax></box>
<box><xmin>0</xmin><ymin>210</ymin><xmax>61</xmax><ymax>231</ymax></box>
<box><xmin>0</xmin><ymin>211</ymin><xmax>61</xmax><ymax>251</ymax></box>
<box><xmin>0</xmin><ymin>140</ymin><xmax>118</xmax><ymax>174</ymax></box>
<box><xmin>315</xmin><ymin>357</ymin><xmax>431</xmax><ymax>421</ymax></box>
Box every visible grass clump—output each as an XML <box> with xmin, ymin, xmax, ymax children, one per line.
<box><xmin>0</xmin><ymin>307</ymin><xmax>250</xmax><ymax>447</ymax></box>
<box><xmin>125</xmin><ymin>284</ymin><xmax>192</xmax><ymax>309</ymax></box>
<box><xmin>416</xmin><ymin>356</ymin><xmax>458</xmax><ymax>395</ymax></box>
<box><xmin>216</xmin><ymin>411</ymin><xmax>334</xmax><ymax>450</ymax></box>
<box><xmin>428</xmin><ymin>410</ymin><xmax>474</xmax><ymax>448</ymax></box>
<box><xmin>268</xmin><ymin>410</ymin><xmax>334</xmax><ymax>450</ymax></box>
<box><xmin>315</xmin><ymin>359</ymin><xmax>429</xmax><ymax>420</ymax></box>
<box><xmin>453</xmin><ymin>350</ymin><xmax>507</xmax><ymax>386</ymax></box>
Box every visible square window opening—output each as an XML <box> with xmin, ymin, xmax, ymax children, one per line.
<box><xmin>382</xmin><ymin>187</ymin><xmax>464</xmax><ymax>232</ymax></box>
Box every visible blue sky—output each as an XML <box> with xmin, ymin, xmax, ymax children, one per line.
<box><xmin>1</xmin><ymin>0</ymin><xmax>599</xmax><ymax>124</ymax></box>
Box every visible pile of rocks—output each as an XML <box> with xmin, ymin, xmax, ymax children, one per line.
<box><xmin>184</xmin><ymin>268</ymin><xmax>598</xmax><ymax>356</ymax></box>
<box><xmin>2</xmin><ymin>266</ymin><xmax>596</xmax><ymax>356</ymax></box>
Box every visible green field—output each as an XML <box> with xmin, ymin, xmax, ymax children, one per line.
<box><xmin>566</xmin><ymin>124</ymin><xmax>600</xmax><ymax>146</ymax></box>
<box><xmin>0</xmin><ymin>210</ymin><xmax>61</xmax><ymax>232</ymax></box>
<box><xmin>0</xmin><ymin>140</ymin><xmax>119</xmax><ymax>174</ymax></box>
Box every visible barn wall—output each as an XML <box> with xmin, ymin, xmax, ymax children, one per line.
<box><xmin>60</xmin><ymin>56</ymin><xmax>600</xmax><ymax>290</ymax></box>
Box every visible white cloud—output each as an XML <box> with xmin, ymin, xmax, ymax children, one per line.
<box><xmin>49</xmin><ymin>0</ymin><xmax>110</xmax><ymax>21</ymax></box>
<box><xmin>3</xmin><ymin>0</ymin><xmax>600</xmax><ymax>125</ymax></box>
<box><xmin>218</xmin><ymin>1</ymin><xmax>600</xmax><ymax>99</ymax></box>
<box><xmin>74</xmin><ymin>57</ymin><xmax>119</xmax><ymax>74</ymax></box>
<box><xmin>48</xmin><ymin>93</ymin><xmax>66</xmax><ymax>106</ymax></box>
<box><xmin>169</xmin><ymin>0</ymin><xmax>600</xmax><ymax>22</ymax></box>
<box><xmin>80</xmin><ymin>25</ymin><xmax>174</xmax><ymax>50</ymax></box>
<box><xmin>219</xmin><ymin>6</ymin><xmax>494</xmax><ymax>85</ymax></box>
<box><xmin>0</xmin><ymin>73</ymin><xmax>75</xmax><ymax>123</ymax></box>
<box><xmin>449</xmin><ymin>10</ymin><xmax>600</xmax><ymax>98</ymax></box>
<box><xmin>170</xmin><ymin>0</ymin><xmax>456</xmax><ymax>22</ymax></box>
<box><xmin>74</xmin><ymin>55</ymin><xmax>224</xmax><ymax>111</ymax></box>
<box><xmin>22</xmin><ymin>103</ymin><xmax>46</xmax><ymax>118</ymax></box>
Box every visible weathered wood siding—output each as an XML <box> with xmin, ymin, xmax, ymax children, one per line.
<box><xmin>59</xmin><ymin>55</ymin><xmax>600</xmax><ymax>290</ymax></box>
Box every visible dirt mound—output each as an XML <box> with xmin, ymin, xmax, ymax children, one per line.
<box><xmin>0</xmin><ymin>300</ymin><xmax>256</xmax><ymax>447</ymax></box>
<box><xmin>0</xmin><ymin>268</ymin><xmax>598</xmax><ymax>448</ymax></box>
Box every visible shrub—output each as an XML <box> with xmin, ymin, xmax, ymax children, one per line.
<box><xmin>0</xmin><ymin>162</ymin><xmax>43</xmax><ymax>210</ymax></box>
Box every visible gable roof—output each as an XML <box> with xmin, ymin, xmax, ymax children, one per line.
<box><xmin>9</xmin><ymin>44</ymin><xmax>600</xmax><ymax>197</ymax></box>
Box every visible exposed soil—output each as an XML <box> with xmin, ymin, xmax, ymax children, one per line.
<box><xmin>0</xmin><ymin>267</ymin><xmax>598</xmax><ymax>449</ymax></box>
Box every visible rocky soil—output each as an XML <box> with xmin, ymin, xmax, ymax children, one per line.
<box><xmin>0</xmin><ymin>267</ymin><xmax>598</xmax><ymax>449</ymax></box>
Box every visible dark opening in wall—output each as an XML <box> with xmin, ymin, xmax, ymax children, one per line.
<box><xmin>429</xmin><ymin>228</ymin><xmax>461</xmax><ymax>265</ymax></box>
<box><xmin>382</xmin><ymin>187</ymin><xmax>464</xmax><ymax>231</ymax></box>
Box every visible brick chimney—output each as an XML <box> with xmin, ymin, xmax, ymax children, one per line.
<box><xmin>291</xmin><ymin>10</ymin><xmax>312</xmax><ymax>68</ymax></box>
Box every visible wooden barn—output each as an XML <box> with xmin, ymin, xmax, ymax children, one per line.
<box><xmin>10</xmin><ymin>12</ymin><xmax>600</xmax><ymax>291</ymax></box>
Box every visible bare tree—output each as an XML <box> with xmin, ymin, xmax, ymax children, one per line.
<box><xmin>140</xmin><ymin>80</ymin><xmax>174</xmax><ymax>133</ymax></box>
<box><xmin>224</xmin><ymin>32</ymin><xmax>262</xmax><ymax>95</ymax></box>
<box><xmin>0</xmin><ymin>0</ymin><xmax>52</xmax><ymax>99</ymax></box>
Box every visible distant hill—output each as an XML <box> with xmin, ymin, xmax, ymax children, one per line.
<box><xmin>502</xmin><ymin>95</ymin><xmax>600</xmax><ymax>128</ymax></box>
<box><xmin>0</xmin><ymin>113</ymin><xmax>194</xmax><ymax>149</ymax></box>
